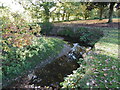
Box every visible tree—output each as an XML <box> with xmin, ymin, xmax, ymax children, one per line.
<box><xmin>87</xmin><ymin>2</ymin><xmax>108</xmax><ymax>20</ymax></box>
<box><xmin>18</xmin><ymin>0</ymin><xmax>56</xmax><ymax>23</ymax></box>
<box><xmin>80</xmin><ymin>3</ymin><xmax>92</xmax><ymax>20</ymax></box>
<box><xmin>96</xmin><ymin>3</ymin><xmax>108</xmax><ymax>20</ymax></box>
<box><xmin>107</xmin><ymin>2</ymin><xmax>116</xmax><ymax>23</ymax></box>
<box><xmin>114</xmin><ymin>3</ymin><xmax>120</xmax><ymax>18</ymax></box>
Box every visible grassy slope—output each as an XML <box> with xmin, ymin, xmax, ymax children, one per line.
<box><xmin>89</xmin><ymin>28</ymin><xmax>119</xmax><ymax>88</ymax></box>
<box><xmin>61</xmin><ymin>27</ymin><xmax>119</xmax><ymax>88</ymax></box>
<box><xmin>95</xmin><ymin>28</ymin><xmax>118</xmax><ymax>59</ymax></box>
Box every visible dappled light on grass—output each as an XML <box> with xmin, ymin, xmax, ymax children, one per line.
<box><xmin>89</xmin><ymin>28</ymin><xmax>119</xmax><ymax>88</ymax></box>
<box><xmin>89</xmin><ymin>54</ymin><xmax>119</xmax><ymax>88</ymax></box>
<box><xmin>95</xmin><ymin>28</ymin><xmax>118</xmax><ymax>59</ymax></box>
<box><xmin>62</xmin><ymin>52</ymin><xmax>119</xmax><ymax>88</ymax></box>
<box><xmin>86</xmin><ymin>28</ymin><xmax>119</xmax><ymax>88</ymax></box>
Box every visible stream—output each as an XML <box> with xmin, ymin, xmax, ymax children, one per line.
<box><xmin>3</xmin><ymin>36</ymin><xmax>92</xmax><ymax>89</ymax></box>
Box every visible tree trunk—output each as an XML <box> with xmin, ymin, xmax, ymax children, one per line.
<box><xmin>62</xmin><ymin>13</ymin><xmax>65</xmax><ymax>21</ymax></box>
<box><xmin>66</xmin><ymin>13</ymin><xmax>70</xmax><ymax>21</ymax></box>
<box><xmin>65</xmin><ymin>13</ymin><xmax>68</xmax><ymax>20</ymax></box>
<box><xmin>108</xmin><ymin>2</ymin><xmax>115</xmax><ymax>23</ymax></box>
<box><xmin>57</xmin><ymin>13</ymin><xmax>60</xmax><ymax>21</ymax></box>
<box><xmin>52</xmin><ymin>16</ymin><xmax>55</xmax><ymax>22</ymax></box>
<box><xmin>99</xmin><ymin>8</ymin><xmax>103</xmax><ymax>20</ymax></box>
<box><xmin>67</xmin><ymin>13</ymin><xmax>70</xmax><ymax>21</ymax></box>
<box><xmin>84</xmin><ymin>13</ymin><xmax>87</xmax><ymax>20</ymax></box>
<box><xmin>62</xmin><ymin>10</ymin><xmax>66</xmax><ymax>21</ymax></box>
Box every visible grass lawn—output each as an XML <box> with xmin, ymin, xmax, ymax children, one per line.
<box><xmin>89</xmin><ymin>28</ymin><xmax>119</xmax><ymax>88</ymax></box>
<box><xmin>61</xmin><ymin>27</ymin><xmax>119</xmax><ymax>88</ymax></box>
<box><xmin>95</xmin><ymin>27</ymin><xmax>118</xmax><ymax>58</ymax></box>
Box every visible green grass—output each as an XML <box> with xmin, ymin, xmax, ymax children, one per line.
<box><xmin>87</xmin><ymin>27</ymin><xmax>119</xmax><ymax>88</ymax></box>
<box><xmin>95</xmin><ymin>28</ymin><xmax>118</xmax><ymax>59</ymax></box>
<box><xmin>61</xmin><ymin>28</ymin><xmax>119</xmax><ymax>88</ymax></box>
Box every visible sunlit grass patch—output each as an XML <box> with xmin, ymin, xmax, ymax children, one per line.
<box><xmin>95</xmin><ymin>28</ymin><xmax>118</xmax><ymax>59</ymax></box>
<box><xmin>86</xmin><ymin>28</ymin><xmax>119</xmax><ymax>88</ymax></box>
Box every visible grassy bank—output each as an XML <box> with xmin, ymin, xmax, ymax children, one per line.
<box><xmin>2</xmin><ymin>37</ymin><xmax>65</xmax><ymax>87</ymax></box>
<box><xmin>61</xmin><ymin>27</ymin><xmax>119</xmax><ymax>88</ymax></box>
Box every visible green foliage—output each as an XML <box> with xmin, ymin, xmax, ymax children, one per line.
<box><xmin>1</xmin><ymin>6</ymin><xmax>64</xmax><ymax>86</ymax></box>
<box><xmin>39</xmin><ymin>22</ymin><xmax>53</xmax><ymax>35</ymax></box>
<box><xmin>1</xmin><ymin>7</ymin><xmax>41</xmax><ymax>50</ymax></box>
<box><xmin>2</xmin><ymin>21</ymin><xmax>40</xmax><ymax>49</ymax></box>
<box><xmin>58</xmin><ymin>27</ymin><xmax>103</xmax><ymax>46</ymax></box>
<box><xmin>1</xmin><ymin>1</ymin><xmax>118</xmax><ymax>23</ymax></box>
<box><xmin>77</xmin><ymin>27</ymin><xmax>103</xmax><ymax>46</ymax></box>
<box><xmin>58</xmin><ymin>27</ymin><xmax>74</xmax><ymax>37</ymax></box>
<box><xmin>2</xmin><ymin>37</ymin><xmax>65</xmax><ymax>85</ymax></box>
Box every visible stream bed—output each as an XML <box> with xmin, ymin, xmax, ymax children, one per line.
<box><xmin>4</xmin><ymin>36</ymin><xmax>92</xmax><ymax>89</ymax></box>
<box><xmin>29</xmin><ymin>55</ymin><xmax>79</xmax><ymax>87</ymax></box>
<box><xmin>6</xmin><ymin>55</ymin><xmax>79</xmax><ymax>89</ymax></box>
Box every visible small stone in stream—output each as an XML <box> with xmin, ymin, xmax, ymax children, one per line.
<box><xmin>32</xmin><ymin>75</ymin><xmax>37</xmax><ymax>79</ymax></box>
<box><xmin>37</xmin><ymin>79</ymin><xmax>42</xmax><ymax>82</ymax></box>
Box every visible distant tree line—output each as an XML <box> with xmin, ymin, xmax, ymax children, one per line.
<box><xmin>2</xmin><ymin>1</ymin><xmax>120</xmax><ymax>23</ymax></box>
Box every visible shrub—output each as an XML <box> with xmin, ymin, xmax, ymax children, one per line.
<box><xmin>58</xmin><ymin>27</ymin><xmax>74</xmax><ymax>37</ymax></box>
<box><xmin>57</xmin><ymin>27</ymin><xmax>103</xmax><ymax>46</ymax></box>
<box><xmin>2</xmin><ymin>20</ymin><xmax>41</xmax><ymax>49</ymax></box>
<box><xmin>39</xmin><ymin>22</ymin><xmax>53</xmax><ymax>35</ymax></box>
<box><xmin>2</xmin><ymin>20</ymin><xmax>41</xmax><ymax>80</ymax></box>
<box><xmin>77</xmin><ymin>27</ymin><xmax>103</xmax><ymax>46</ymax></box>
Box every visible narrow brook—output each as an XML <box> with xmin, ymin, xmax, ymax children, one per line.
<box><xmin>4</xmin><ymin>37</ymin><xmax>92</xmax><ymax>89</ymax></box>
